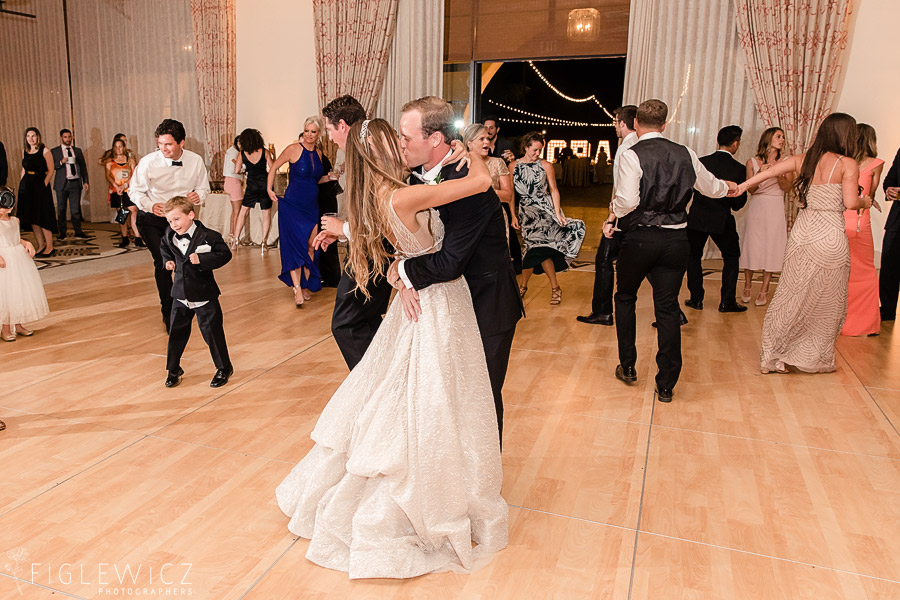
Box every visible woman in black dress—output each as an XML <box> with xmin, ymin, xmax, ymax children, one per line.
<box><xmin>233</xmin><ymin>128</ymin><xmax>274</xmax><ymax>255</ymax></box>
<box><xmin>18</xmin><ymin>127</ymin><xmax>57</xmax><ymax>257</ymax></box>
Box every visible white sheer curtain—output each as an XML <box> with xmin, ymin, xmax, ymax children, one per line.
<box><xmin>66</xmin><ymin>0</ymin><xmax>205</xmax><ymax>220</ymax></box>
<box><xmin>0</xmin><ymin>0</ymin><xmax>70</xmax><ymax>192</ymax></box>
<box><xmin>623</xmin><ymin>0</ymin><xmax>765</xmax><ymax>257</ymax></box>
<box><xmin>373</xmin><ymin>0</ymin><xmax>444</xmax><ymax>125</ymax></box>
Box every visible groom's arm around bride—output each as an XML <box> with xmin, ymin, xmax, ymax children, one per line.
<box><xmin>390</xmin><ymin>96</ymin><xmax>523</xmax><ymax>444</ymax></box>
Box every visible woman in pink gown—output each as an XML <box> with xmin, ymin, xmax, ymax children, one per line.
<box><xmin>841</xmin><ymin>123</ymin><xmax>884</xmax><ymax>336</ymax></box>
<box><xmin>740</xmin><ymin>128</ymin><xmax>793</xmax><ymax>306</ymax></box>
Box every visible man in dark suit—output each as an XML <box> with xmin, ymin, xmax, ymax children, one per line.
<box><xmin>390</xmin><ymin>97</ymin><xmax>524</xmax><ymax>443</ymax></box>
<box><xmin>685</xmin><ymin>125</ymin><xmax>748</xmax><ymax>313</ymax></box>
<box><xmin>483</xmin><ymin>114</ymin><xmax>521</xmax><ymax>273</ymax></box>
<box><xmin>160</xmin><ymin>197</ymin><xmax>233</xmax><ymax>389</ymax></box>
<box><xmin>318</xmin><ymin>95</ymin><xmax>394</xmax><ymax>369</ymax></box>
<box><xmin>483</xmin><ymin>115</ymin><xmax>516</xmax><ymax>163</ymax></box>
<box><xmin>879</xmin><ymin>148</ymin><xmax>900</xmax><ymax>320</ymax></box>
<box><xmin>50</xmin><ymin>129</ymin><xmax>89</xmax><ymax>240</ymax></box>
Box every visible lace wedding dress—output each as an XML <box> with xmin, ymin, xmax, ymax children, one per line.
<box><xmin>276</xmin><ymin>205</ymin><xmax>508</xmax><ymax>579</ymax></box>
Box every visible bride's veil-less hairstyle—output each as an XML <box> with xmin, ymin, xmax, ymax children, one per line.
<box><xmin>344</xmin><ymin>118</ymin><xmax>408</xmax><ymax>298</ymax></box>
<box><xmin>794</xmin><ymin>112</ymin><xmax>857</xmax><ymax>207</ymax></box>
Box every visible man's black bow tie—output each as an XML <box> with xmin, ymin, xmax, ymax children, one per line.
<box><xmin>171</xmin><ymin>160</ymin><xmax>183</xmax><ymax>167</ymax></box>
<box><xmin>174</xmin><ymin>232</ymin><xmax>191</xmax><ymax>241</ymax></box>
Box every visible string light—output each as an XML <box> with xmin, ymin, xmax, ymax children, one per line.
<box><xmin>487</xmin><ymin>100</ymin><xmax>615</xmax><ymax>127</ymax></box>
<box><xmin>527</xmin><ymin>61</ymin><xmax>616</xmax><ymax>120</ymax></box>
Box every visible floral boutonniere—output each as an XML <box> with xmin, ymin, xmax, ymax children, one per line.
<box><xmin>430</xmin><ymin>172</ymin><xmax>442</xmax><ymax>185</ymax></box>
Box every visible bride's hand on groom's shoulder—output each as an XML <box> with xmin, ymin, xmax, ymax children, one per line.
<box><xmin>442</xmin><ymin>140</ymin><xmax>470</xmax><ymax>172</ymax></box>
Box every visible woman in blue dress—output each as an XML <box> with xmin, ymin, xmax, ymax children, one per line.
<box><xmin>268</xmin><ymin>117</ymin><xmax>331</xmax><ymax>306</ymax></box>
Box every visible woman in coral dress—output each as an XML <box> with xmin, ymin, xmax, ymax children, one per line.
<box><xmin>841</xmin><ymin>123</ymin><xmax>884</xmax><ymax>336</ymax></box>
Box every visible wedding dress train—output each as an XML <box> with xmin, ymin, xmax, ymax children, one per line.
<box><xmin>276</xmin><ymin>206</ymin><xmax>508</xmax><ymax>579</ymax></box>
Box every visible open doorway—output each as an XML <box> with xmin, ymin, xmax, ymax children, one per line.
<box><xmin>475</xmin><ymin>57</ymin><xmax>625</xmax><ymax>168</ymax></box>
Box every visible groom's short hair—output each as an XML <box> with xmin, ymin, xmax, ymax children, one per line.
<box><xmin>322</xmin><ymin>95</ymin><xmax>366</xmax><ymax>127</ymax></box>
<box><xmin>636</xmin><ymin>99</ymin><xmax>668</xmax><ymax>129</ymax></box>
<box><xmin>401</xmin><ymin>96</ymin><xmax>456</xmax><ymax>144</ymax></box>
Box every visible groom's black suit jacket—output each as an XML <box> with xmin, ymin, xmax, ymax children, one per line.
<box><xmin>403</xmin><ymin>163</ymin><xmax>524</xmax><ymax>337</ymax></box>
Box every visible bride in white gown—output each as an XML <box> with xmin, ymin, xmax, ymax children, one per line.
<box><xmin>276</xmin><ymin>119</ymin><xmax>508</xmax><ymax>579</ymax></box>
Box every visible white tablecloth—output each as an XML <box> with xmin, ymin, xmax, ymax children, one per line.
<box><xmin>200</xmin><ymin>193</ymin><xmax>279</xmax><ymax>244</ymax></box>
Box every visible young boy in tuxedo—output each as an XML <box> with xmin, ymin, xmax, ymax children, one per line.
<box><xmin>160</xmin><ymin>196</ymin><xmax>233</xmax><ymax>388</ymax></box>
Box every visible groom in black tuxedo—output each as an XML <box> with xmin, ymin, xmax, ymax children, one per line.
<box><xmin>685</xmin><ymin>125</ymin><xmax>748</xmax><ymax>312</ymax></box>
<box><xmin>388</xmin><ymin>96</ymin><xmax>523</xmax><ymax>443</ymax></box>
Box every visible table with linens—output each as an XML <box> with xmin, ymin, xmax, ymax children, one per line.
<box><xmin>200</xmin><ymin>192</ymin><xmax>279</xmax><ymax>245</ymax></box>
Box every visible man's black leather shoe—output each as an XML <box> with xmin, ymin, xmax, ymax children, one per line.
<box><xmin>652</xmin><ymin>311</ymin><xmax>688</xmax><ymax>328</ymax></box>
<box><xmin>684</xmin><ymin>299</ymin><xmax>703</xmax><ymax>310</ymax></box>
<box><xmin>165</xmin><ymin>367</ymin><xmax>184</xmax><ymax>388</ymax></box>
<box><xmin>718</xmin><ymin>302</ymin><xmax>748</xmax><ymax>313</ymax></box>
<box><xmin>576</xmin><ymin>313</ymin><xmax>614</xmax><ymax>326</ymax></box>
<box><xmin>615</xmin><ymin>364</ymin><xmax>637</xmax><ymax>383</ymax></box>
<box><xmin>656</xmin><ymin>386</ymin><xmax>674</xmax><ymax>402</ymax></box>
<box><xmin>210</xmin><ymin>366</ymin><xmax>234</xmax><ymax>388</ymax></box>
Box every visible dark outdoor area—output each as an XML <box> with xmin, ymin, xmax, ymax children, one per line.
<box><xmin>478</xmin><ymin>57</ymin><xmax>626</xmax><ymax>161</ymax></box>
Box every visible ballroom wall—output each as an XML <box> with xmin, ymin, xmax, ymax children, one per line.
<box><xmin>835</xmin><ymin>0</ymin><xmax>900</xmax><ymax>254</ymax></box>
<box><xmin>234</xmin><ymin>0</ymin><xmax>319</xmax><ymax>155</ymax></box>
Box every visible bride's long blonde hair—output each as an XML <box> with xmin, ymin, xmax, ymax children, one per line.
<box><xmin>343</xmin><ymin>118</ymin><xmax>408</xmax><ymax>298</ymax></box>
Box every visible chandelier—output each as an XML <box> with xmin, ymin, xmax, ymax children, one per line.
<box><xmin>567</xmin><ymin>8</ymin><xmax>599</xmax><ymax>42</ymax></box>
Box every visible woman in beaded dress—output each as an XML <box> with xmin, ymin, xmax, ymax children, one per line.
<box><xmin>735</xmin><ymin>113</ymin><xmax>872</xmax><ymax>373</ymax></box>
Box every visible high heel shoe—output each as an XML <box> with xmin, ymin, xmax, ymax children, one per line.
<box><xmin>519</xmin><ymin>286</ymin><xmax>527</xmax><ymax>297</ymax></box>
<box><xmin>0</xmin><ymin>330</ymin><xmax>15</xmax><ymax>342</ymax></box>
<box><xmin>15</xmin><ymin>325</ymin><xmax>33</xmax><ymax>337</ymax></box>
<box><xmin>302</xmin><ymin>288</ymin><xmax>311</xmax><ymax>301</ymax></box>
<box><xmin>292</xmin><ymin>286</ymin><xmax>304</xmax><ymax>308</ymax></box>
<box><xmin>260</xmin><ymin>242</ymin><xmax>268</xmax><ymax>256</ymax></box>
<box><xmin>740</xmin><ymin>288</ymin><xmax>752</xmax><ymax>303</ymax></box>
<box><xmin>755</xmin><ymin>291</ymin><xmax>768</xmax><ymax>306</ymax></box>
<box><xmin>550</xmin><ymin>286</ymin><xmax>562</xmax><ymax>305</ymax></box>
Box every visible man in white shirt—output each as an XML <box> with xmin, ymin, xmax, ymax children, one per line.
<box><xmin>610</xmin><ymin>99</ymin><xmax>736</xmax><ymax>403</ymax></box>
<box><xmin>130</xmin><ymin>119</ymin><xmax>210</xmax><ymax>332</ymax></box>
<box><xmin>577</xmin><ymin>105</ymin><xmax>638</xmax><ymax>326</ymax></box>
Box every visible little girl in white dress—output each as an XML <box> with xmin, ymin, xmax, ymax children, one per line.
<box><xmin>0</xmin><ymin>198</ymin><xmax>49</xmax><ymax>342</ymax></box>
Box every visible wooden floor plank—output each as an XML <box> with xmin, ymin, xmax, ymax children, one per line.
<box><xmin>1</xmin><ymin>209</ymin><xmax>900</xmax><ymax>597</ymax></box>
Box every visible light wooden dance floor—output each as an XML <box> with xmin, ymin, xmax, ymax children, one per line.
<box><xmin>3</xmin><ymin>236</ymin><xmax>900</xmax><ymax>598</ymax></box>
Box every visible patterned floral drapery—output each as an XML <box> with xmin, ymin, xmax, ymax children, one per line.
<box><xmin>313</xmin><ymin>0</ymin><xmax>399</xmax><ymax>118</ymax></box>
<box><xmin>190</xmin><ymin>0</ymin><xmax>237</xmax><ymax>181</ymax></box>
<box><xmin>734</xmin><ymin>0</ymin><xmax>854</xmax><ymax>225</ymax></box>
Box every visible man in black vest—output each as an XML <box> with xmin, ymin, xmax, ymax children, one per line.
<box><xmin>685</xmin><ymin>125</ymin><xmax>748</xmax><ymax>313</ymax></box>
<box><xmin>611</xmin><ymin>100</ymin><xmax>736</xmax><ymax>402</ymax></box>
